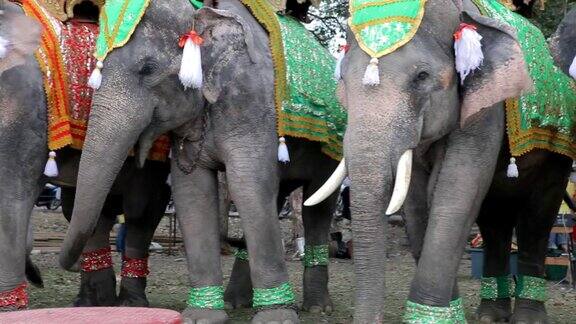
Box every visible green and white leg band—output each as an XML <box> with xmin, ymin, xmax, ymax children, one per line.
<box><xmin>515</xmin><ymin>275</ymin><xmax>547</xmax><ymax>302</ymax></box>
<box><xmin>403</xmin><ymin>301</ymin><xmax>454</xmax><ymax>324</ymax></box>
<box><xmin>480</xmin><ymin>276</ymin><xmax>513</xmax><ymax>300</ymax></box>
<box><xmin>302</xmin><ymin>245</ymin><xmax>329</xmax><ymax>267</ymax></box>
<box><xmin>253</xmin><ymin>282</ymin><xmax>296</xmax><ymax>308</ymax></box>
<box><xmin>234</xmin><ymin>248</ymin><xmax>249</xmax><ymax>261</ymax></box>
<box><xmin>187</xmin><ymin>286</ymin><xmax>225</xmax><ymax>310</ymax></box>
<box><xmin>449</xmin><ymin>298</ymin><xmax>467</xmax><ymax>323</ymax></box>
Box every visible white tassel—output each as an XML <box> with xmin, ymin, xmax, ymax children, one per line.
<box><xmin>0</xmin><ymin>35</ymin><xmax>9</xmax><ymax>59</ymax></box>
<box><xmin>166</xmin><ymin>173</ymin><xmax>172</xmax><ymax>186</ymax></box>
<box><xmin>334</xmin><ymin>49</ymin><xmax>345</xmax><ymax>80</ymax></box>
<box><xmin>88</xmin><ymin>60</ymin><xmax>103</xmax><ymax>89</ymax></box>
<box><xmin>569</xmin><ymin>55</ymin><xmax>576</xmax><ymax>80</ymax></box>
<box><xmin>362</xmin><ymin>58</ymin><xmax>380</xmax><ymax>86</ymax></box>
<box><xmin>44</xmin><ymin>151</ymin><xmax>59</xmax><ymax>177</ymax></box>
<box><xmin>179</xmin><ymin>37</ymin><xmax>203</xmax><ymax>89</ymax></box>
<box><xmin>507</xmin><ymin>157</ymin><xmax>518</xmax><ymax>178</ymax></box>
<box><xmin>278</xmin><ymin>137</ymin><xmax>290</xmax><ymax>163</ymax></box>
<box><xmin>454</xmin><ymin>24</ymin><xmax>484</xmax><ymax>84</ymax></box>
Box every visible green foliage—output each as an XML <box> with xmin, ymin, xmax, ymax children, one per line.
<box><xmin>529</xmin><ymin>0</ymin><xmax>575</xmax><ymax>37</ymax></box>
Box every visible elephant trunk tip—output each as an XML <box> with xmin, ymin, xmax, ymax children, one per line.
<box><xmin>59</xmin><ymin>237</ymin><xmax>86</xmax><ymax>271</ymax></box>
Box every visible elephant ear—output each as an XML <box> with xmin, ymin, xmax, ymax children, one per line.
<box><xmin>549</xmin><ymin>8</ymin><xmax>576</xmax><ymax>77</ymax></box>
<box><xmin>459</xmin><ymin>11</ymin><xmax>533</xmax><ymax>127</ymax></box>
<box><xmin>0</xmin><ymin>5</ymin><xmax>42</xmax><ymax>76</ymax></box>
<box><xmin>194</xmin><ymin>7</ymin><xmax>261</xmax><ymax>104</ymax></box>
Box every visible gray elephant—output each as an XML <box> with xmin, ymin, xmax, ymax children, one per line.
<box><xmin>58</xmin><ymin>0</ymin><xmax>344</xmax><ymax>322</ymax></box>
<box><xmin>0</xmin><ymin>0</ymin><xmax>170</xmax><ymax>309</ymax></box>
<box><xmin>550</xmin><ymin>6</ymin><xmax>576</xmax><ymax>80</ymax></box>
<box><xmin>307</xmin><ymin>0</ymin><xmax>575</xmax><ymax>322</ymax></box>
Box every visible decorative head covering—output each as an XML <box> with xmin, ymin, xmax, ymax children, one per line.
<box><xmin>88</xmin><ymin>0</ymin><xmax>152</xmax><ymax>89</ymax></box>
<box><xmin>349</xmin><ymin>0</ymin><xmax>427</xmax><ymax>85</ymax></box>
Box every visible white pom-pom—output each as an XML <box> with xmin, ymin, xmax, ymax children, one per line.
<box><xmin>0</xmin><ymin>35</ymin><xmax>9</xmax><ymax>59</ymax></box>
<box><xmin>88</xmin><ymin>60</ymin><xmax>103</xmax><ymax>89</ymax></box>
<box><xmin>179</xmin><ymin>37</ymin><xmax>203</xmax><ymax>89</ymax></box>
<box><xmin>278</xmin><ymin>137</ymin><xmax>290</xmax><ymax>163</ymax></box>
<box><xmin>454</xmin><ymin>24</ymin><xmax>484</xmax><ymax>84</ymax></box>
<box><xmin>569</xmin><ymin>55</ymin><xmax>576</xmax><ymax>80</ymax></box>
<box><xmin>166</xmin><ymin>173</ymin><xmax>172</xmax><ymax>186</ymax></box>
<box><xmin>362</xmin><ymin>58</ymin><xmax>380</xmax><ymax>86</ymax></box>
<box><xmin>507</xmin><ymin>157</ymin><xmax>518</xmax><ymax>178</ymax></box>
<box><xmin>44</xmin><ymin>151</ymin><xmax>59</xmax><ymax>177</ymax></box>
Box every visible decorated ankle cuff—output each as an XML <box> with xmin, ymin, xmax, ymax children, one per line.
<box><xmin>516</xmin><ymin>275</ymin><xmax>547</xmax><ymax>302</ymax></box>
<box><xmin>480</xmin><ymin>276</ymin><xmax>513</xmax><ymax>300</ymax></box>
<box><xmin>302</xmin><ymin>245</ymin><xmax>329</xmax><ymax>267</ymax></box>
<box><xmin>121</xmin><ymin>255</ymin><xmax>150</xmax><ymax>278</ymax></box>
<box><xmin>81</xmin><ymin>247</ymin><xmax>113</xmax><ymax>272</ymax></box>
<box><xmin>253</xmin><ymin>282</ymin><xmax>296</xmax><ymax>308</ymax></box>
<box><xmin>187</xmin><ymin>286</ymin><xmax>225</xmax><ymax>309</ymax></box>
<box><xmin>403</xmin><ymin>301</ymin><xmax>454</xmax><ymax>324</ymax></box>
<box><xmin>0</xmin><ymin>283</ymin><xmax>28</xmax><ymax>309</ymax></box>
<box><xmin>449</xmin><ymin>298</ymin><xmax>466</xmax><ymax>323</ymax></box>
<box><xmin>234</xmin><ymin>248</ymin><xmax>249</xmax><ymax>261</ymax></box>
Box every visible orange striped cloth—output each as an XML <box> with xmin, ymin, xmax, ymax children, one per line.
<box><xmin>21</xmin><ymin>0</ymin><xmax>169</xmax><ymax>161</ymax></box>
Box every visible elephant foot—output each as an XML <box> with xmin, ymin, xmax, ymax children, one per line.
<box><xmin>224</xmin><ymin>259</ymin><xmax>253</xmax><ymax>309</ymax></box>
<box><xmin>181</xmin><ymin>308</ymin><xmax>228</xmax><ymax>324</ymax></box>
<box><xmin>118</xmin><ymin>277</ymin><xmax>149</xmax><ymax>307</ymax></box>
<box><xmin>476</xmin><ymin>298</ymin><xmax>512</xmax><ymax>323</ymax></box>
<box><xmin>510</xmin><ymin>298</ymin><xmax>549</xmax><ymax>324</ymax></box>
<box><xmin>73</xmin><ymin>268</ymin><xmax>117</xmax><ymax>307</ymax></box>
<box><xmin>302</xmin><ymin>266</ymin><xmax>332</xmax><ymax>314</ymax></box>
<box><xmin>252</xmin><ymin>308</ymin><xmax>299</xmax><ymax>324</ymax></box>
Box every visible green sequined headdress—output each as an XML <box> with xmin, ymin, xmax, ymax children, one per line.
<box><xmin>349</xmin><ymin>0</ymin><xmax>427</xmax><ymax>58</ymax></box>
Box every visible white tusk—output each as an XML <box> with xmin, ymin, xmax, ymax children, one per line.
<box><xmin>385</xmin><ymin>150</ymin><xmax>413</xmax><ymax>215</ymax></box>
<box><xmin>304</xmin><ymin>158</ymin><xmax>347</xmax><ymax>206</ymax></box>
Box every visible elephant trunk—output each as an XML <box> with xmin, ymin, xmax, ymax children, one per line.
<box><xmin>59</xmin><ymin>96</ymin><xmax>151</xmax><ymax>270</ymax></box>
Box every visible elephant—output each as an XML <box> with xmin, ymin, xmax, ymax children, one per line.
<box><xmin>550</xmin><ymin>6</ymin><xmax>576</xmax><ymax>80</ymax></box>
<box><xmin>307</xmin><ymin>0</ymin><xmax>575</xmax><ymax>322</ymax></box>
<box><xmin>0</xmin><ymin>0</ymin><xmax>170</xmax><ymax>309</ymax></box>
<box><xmin>57</xmin><ymin>0</ymin><xmax>343</xmax><ymax>322</ymax></box>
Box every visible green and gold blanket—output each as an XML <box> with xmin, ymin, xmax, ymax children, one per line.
<box><xmin>472</xmin><ymin>0</ymin><xmax>576</xmax><ymax>159</ymax></box>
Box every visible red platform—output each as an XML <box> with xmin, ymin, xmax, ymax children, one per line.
<box><xmin>0</xmin><ymin>307</ymin><xmax>182</xmax><ymax>324</ymax></box>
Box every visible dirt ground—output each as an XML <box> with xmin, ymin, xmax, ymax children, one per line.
<box><xmin>28</xmin><ymin>209</ymin><xmax>576</xmax><ymax>323</ymax></box>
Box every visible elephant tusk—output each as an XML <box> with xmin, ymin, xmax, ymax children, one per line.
<box><xmin>304</xmin><ymin>158</ymin><xmax>347</xmax><ymax>206</ymax></box>
<box><xmin>385</xmin><ymin>150</ymin><xmax>413</xmax><ymax>215</ymax></box>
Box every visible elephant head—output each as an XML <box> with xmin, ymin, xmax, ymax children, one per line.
<box><xmin>59</xmin><ymin>0</ymin><xmax>267</xmax><ymax>269</ymax></box>
<box><xmin>549</xmin><ymin>6</ymin><xmax>576</xmax><ymax>78</ymax></box>
<box><xmin>0</xmin><ymin>1</ymin><xmax>42</xmax><ymax>75</ymax></box>
<box><xmin>307</xmin><ymin>0</ymin><xmax>532</xmax><ymax>321</ymax></box>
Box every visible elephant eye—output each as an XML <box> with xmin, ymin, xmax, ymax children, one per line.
<box><xmin>416</xmin><ymin>71</ymin><xmax>430</xmax><ymax>81</ymax></box>
<box><xmin>139</xmin><ymin>60</ymin><xmax>158</xmax><ymax>76</ymax></box>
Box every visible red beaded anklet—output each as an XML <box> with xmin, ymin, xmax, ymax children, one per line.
<box><xmin>80</xmin><ymin>247</ymin><xmax>113</xmax><ymax>272</ymax></box>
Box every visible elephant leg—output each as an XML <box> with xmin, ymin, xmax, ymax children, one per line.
<box><xmin>300</xmin><ymin>184</ymin><xmax>337</xmax><ymax>314</ymax></box>
<box><xmin>475</xmin><ymin>194</ymin><xmax>517</xmax><ymax>323</ymax></box>
<box><xmin>118</xmin><ymin>186</ymin><xmax>170</xmax><ymax>307</ymax></box>
<box><xmin>406</xmin><ymin>107</ymin><xmax>504</xmax><ymax>321</ymax></box>
<box><xmin>225</xmin><ymin>162</ymin><xmax>298</xmax><ymax>323</ymax></box>
<box><xmin>61</xmin><ymin>187</ymin><xmax>119</xmax><ymax>307</ymax></box>
<box><xmin>172</xmin><ymin>164</ymin><xmax>228</xmax><ymax>324</ymax></box>
<box><xmin>224</xmin><ymin>256</ymin><xmax>253</xmax><ymax>310</ymax></box>
<box><xmin>511</xmin><ymin>156</ymin><xmax>571</xmax><ymax>324</ymax></box>
<box><xmin>0</xmin><ymin>180</ymin><xmax>41</xmax><ymax>311</ymax></box>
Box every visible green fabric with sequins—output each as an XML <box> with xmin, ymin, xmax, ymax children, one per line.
<box><xmin>302</xmin><ymin>245</ymin><xmax>329</xmax><ymax>267</ymax></box>
<box><xmin>480</xmin><ymin>276</ymin><xmax>513</xmax><ymax>300</ymax></box>
<box><xmin>516</xmin><ymin>275</ymin><xmax>547</xmax><ymax>302</ymax></box>
<box><xmin>278</xmin><ymin>15</ymin><xmax>346</xmax><ymax>160</ymax></box>
<box><xmin>403</xmin><ymin>300</ymin><xmax>455</xmax><ymax>323</ymax></box>
<box><xmin>449</xmin><ymin>298</ymin><xmax>466</xmax><ymax>323</ymax></box>
<box><xmin>473</xmin><ymin>0</ymin><xmax>576</xmax><ymax>158</ymax></box>
<box><xmin>253</xmin><ymin>282</ymin><xmax>296</xmax><ymax>307</ymax></box>
<box><xmin>187</xmin><ymin>286</ymin><xmax>225</xmax><ymax>309</ymax></box>
<box><xmin>94</xmin><ymin>0</ymin><xmax>151</xmax><ymax>61</ymax></box>
<box><xmin>349</xmin><ymin>0</ymin><xmax>427</xmax><ymax>58</ymax></box>
<box><xmin>234</xmin><ymin>248</ymin><xmax>249</xmax><ymax>261</ymax></box>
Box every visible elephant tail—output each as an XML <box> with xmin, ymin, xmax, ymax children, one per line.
<box><xmin>25</xmin><ymin>255</ymin><xmax>44</xmax><ymax>288</ymax></box>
